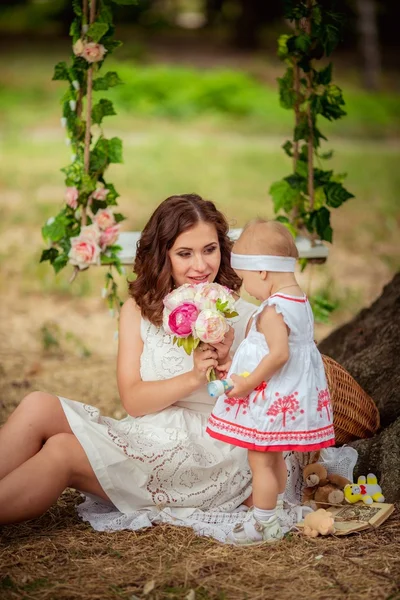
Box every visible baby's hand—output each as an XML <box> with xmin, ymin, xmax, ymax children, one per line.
<box><xmin>216</xmin><ymin>359</ymin><xmax>232</xmax><ymax>380</ymax></box>
<box><xmin>226</xmin><ymin>374</ymin><xmax>253</xmax><ymax>398</ymax></box>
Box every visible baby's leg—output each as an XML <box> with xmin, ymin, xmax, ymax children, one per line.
<box><xmin>228</xmin><ymin>450</ymin><xmax>284</xmax><ymax>544</ymax></box>
<box><xmin>248</xmin><ymin>450</ymin><xmax>283</xmax><ymax>509</ymax></box>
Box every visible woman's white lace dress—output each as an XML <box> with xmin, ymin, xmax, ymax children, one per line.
<box><xmin>58</xmin><ymin>298</ymin><xmax>357</xmax><ymax>542</ymax></box>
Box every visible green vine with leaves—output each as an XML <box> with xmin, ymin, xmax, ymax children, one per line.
<box><xmin>40</xmin><ymin>0</ymin><xmax>136</xmax><ymax>316</ymax></box>
<box><xmin>270</xmin><ymin>0</ymin><xmax>354</xmax><ymax>254</ymax></box>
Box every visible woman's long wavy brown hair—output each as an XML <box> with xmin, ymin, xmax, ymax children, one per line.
<box><xmin>129</xmin><ymin>194</ymin><xmax>242</xmax><ymax>326</ymax></box>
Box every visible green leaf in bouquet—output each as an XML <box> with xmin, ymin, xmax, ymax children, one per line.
<box><xmin>208</xmin><ymin>368</ymin><xmax>217</xmax><ymax>382</ymax></box>
<box><xmin>216</xmin><ymin>299</ymin><xmax>228</xmax><ymax>312</ymax></box>
<box><xmin>193</xmin><ymin>338</ymin><xmax>201</xmax><ymax>350</ymax></box>
<box><xmin>224</xmin><ymin>310</ymin><xmax>239</xmax><ymax>318</ymax></box>
<box><xmin>182</xmin><ymin>336</ymin><xmax>194</xmax><ymax>356</ymax></box>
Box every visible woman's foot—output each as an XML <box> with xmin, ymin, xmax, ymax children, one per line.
<box><xmin>227</xmin><ymin>512</ymin><xmax>283</xmax><ymax>546</ymax></box>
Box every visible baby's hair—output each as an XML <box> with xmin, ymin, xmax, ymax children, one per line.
<box><xmin>234</xmin><ymin>218</ymin><xmax>299</xmax><ymax>259</ymax></box>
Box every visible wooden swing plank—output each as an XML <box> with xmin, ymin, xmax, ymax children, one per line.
<box><xmin>117</xmin><ymin>230</ymin><xmax>329</xmax><ymax>265</ymax></box>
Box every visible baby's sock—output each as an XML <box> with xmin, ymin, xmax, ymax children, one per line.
<box><xmin>253</xmin><ymin>506</ymin><xmax>276</xmax><ymax>523</ymax></box>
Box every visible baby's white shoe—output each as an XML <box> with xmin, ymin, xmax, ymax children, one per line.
<box><xmin>228</xmin><ymin>512</ymin><xmax>283</xmax><ymax>546</ymax></box>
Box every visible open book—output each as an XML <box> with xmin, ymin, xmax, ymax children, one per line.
<box><xmin>297</xmin><ymin>502</ymin><xmax>395</xmax><ymax>536</ymax></box>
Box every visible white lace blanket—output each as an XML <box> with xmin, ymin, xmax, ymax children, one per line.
<box><xmin>77</xmin><ymin>446</ymin><xmax>357</xmax><ymax>542</ymax></box>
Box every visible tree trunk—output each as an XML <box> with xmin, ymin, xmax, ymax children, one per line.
<box><xmin>356</xmin><ymin>0</ymin><xmax>381</xmax><ymax>90</ymax></box>
<box><xmin>349</xmin><ymin>417</ymin><xmax>400</xmax><ymax>503</ymax></box>
<box><xmin>318</xmin><ymin>273</ymin><xmax>400</xmax><ymax>429</ymax></box>
<box><xmin>318</xmin><ymin>273</ymin><xmax>400</xmax><ymax>500</ymax></box>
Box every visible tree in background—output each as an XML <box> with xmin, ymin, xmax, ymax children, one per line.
<box><xmin>270</xmin><ymin>0</ymin><xmax>354</xmax><ymax>252</ymax></box>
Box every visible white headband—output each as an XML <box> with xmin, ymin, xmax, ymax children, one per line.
<box><xmin>231</xmin><ymin>253</ymin><xmax>296</xmax><ymax>272</ymax></box>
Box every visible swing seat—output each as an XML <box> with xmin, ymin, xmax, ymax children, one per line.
<box><xmin>116</xmin><ymin>231</ymin><xmax>329</xmax><ymax>265</ymax></box>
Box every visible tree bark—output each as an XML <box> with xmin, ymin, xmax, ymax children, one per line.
<box><xmin>356</xmin><ymin>0</ymin><xmax>381</xmax><ymax>90</ymax></box>
<box><xmin>319</xmin><ymin>273</ymin><xmax>400</xmax><ymax>500</ymax></box>
<box><xmin>349</xmin><ymin>416</ymin><xmax>400</xmax><ymax>503</ymax></box>
<box><xmin>318</xmin><ymin>273</ymin><xmax>400</xmax><ymax>429</ymax></box>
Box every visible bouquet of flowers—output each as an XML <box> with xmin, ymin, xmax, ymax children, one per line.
<box><xmin>163</xmin><ymin>283</ymin><xmax>239</xmax><ymax>381</ymax></box>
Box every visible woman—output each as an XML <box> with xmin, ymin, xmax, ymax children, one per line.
<box><xmin>0</xmin><ymin>194</ymin><xmax>257</xmax><ymax>526</ymax></box>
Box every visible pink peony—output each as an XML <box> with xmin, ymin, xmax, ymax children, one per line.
<box><xmin>168</xmin><ymin>303</ymin><xmax>199</xmax><ymax>338</ymax></box>
<box><xmin>194</xmin><ymin>282</ymin><xmax>236</xmax><ymax>311</ymax></box>
<box><xmin>163</xmin><ymin>283</ymin><xmax>197</xmax><ymax>311</ymax></box>
<box><xmin>68</xmin><ymin>237</ymin><xmax>101</xmax><ymax>270</ymax></box>
<box><xmin>93</xmin><ymin>208</ymin><xmax>115</xmax><ymax>231</ymax></box>
<box><xmin>100</xmin><ymin>224</ymin><xmax>120</xmax><ymax>250</ymax></box>
<box><xmin>65</xmin><ymin>186</ymin><xmax>79</xmax><ymax>210</ymax></box>
<box><xmin>81</xmin><ymin>42</ymin><xmax>107</xmax><ymax>63</ymax></box>
<box><xmin>194</xmin><ymin>309</ymin><xmax>229</xmax><ymax>344</ymax></box>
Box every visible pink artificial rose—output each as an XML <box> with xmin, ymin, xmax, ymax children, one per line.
<box><xmin>93</xmin><ymin>208</ymin><xmax>115</xmax><ymax>231</ymax></box>
<box><xmin>100</xmin><ymin>224</ymin><xmax>120</xmax><ymax>250</ymax></box>
<box><xmin>68</xmin><ymin>237</ymin><xmax>101</xmax><ymax>270</ymax></box>
<box><xmin>80</xmin><ymin>224</ymin><xmax>101</xmax><ymax>244</ymax></box>
<box><xmin>194</xmin><ymin>309</ymin><xmax>229</xmax><ymax>344</ymax></box>
<box><xmin>91</xmin><ymin>187</ymin><xmax>109</xmax><ymax>202</ymax></box>
<box><xmin>168</xmin><ymin>303</ymin><xmax>199</xmax><ymax>338</ymax></box>
<box><xmin>73</xmin><ymin>39</ymin><xmax>84</xmax><ymax>57</ymax></box>
<box><xmin>65</xmin><ymin>186</ymin><xmax>79</xmax><ymax>210</ymax></box>
<box><xmin>81</xmin><ymin>42</ymin><xmax>107</xmax><ymax>63</ymax></box>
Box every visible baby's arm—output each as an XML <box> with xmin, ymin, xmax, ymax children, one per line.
<box><xmin>226</xmin><ymin>306</ymin><xmax>289</xmax><ymax>398</ymax></box>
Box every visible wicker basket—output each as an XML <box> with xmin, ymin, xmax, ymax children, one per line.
<box><xmin>322</xmin><ymin>354</ymin><xmax>380</xmax><ymax>445</ymax></box>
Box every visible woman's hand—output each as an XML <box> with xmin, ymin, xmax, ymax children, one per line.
<box><xmin>203</xmin><ymin>326</ymin><xmax>234</xmax><ymax>365</ymax></box>
<box><xmin>192</xmin><ymin>346</ymin><xmax>218</xmax><ymax>384</ymax></box>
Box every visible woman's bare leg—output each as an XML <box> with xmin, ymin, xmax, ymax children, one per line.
<box><xmin>0</xmin><ymin>391</ymin><xmax>73</xmax><ymax>480</ymax></box>
<box><xmin>0</xmin><ymin>433</ymin><xmax>110</xmax><ymax>524</ymax></box>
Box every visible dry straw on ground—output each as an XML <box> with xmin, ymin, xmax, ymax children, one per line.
<box><xmin>1</xmin><ymin>491</ymin><xmax>399</xmax><ymax>600</ymax></box>
<box><xmin>1</xmin><ymin>354</ymin><xmax>399</xmax><ymax>600</ymax></box>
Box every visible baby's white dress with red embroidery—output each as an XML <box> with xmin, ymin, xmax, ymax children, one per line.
<box><xmin>206</xmin><ymin>293</ymin><xmax>335</xmax><ymax>452</ymax></box>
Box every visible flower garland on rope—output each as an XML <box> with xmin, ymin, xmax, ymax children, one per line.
<box><xmin>40</xmin><ymin>0</ymin><xmax>136</xmax><ymax>316</ymax></box>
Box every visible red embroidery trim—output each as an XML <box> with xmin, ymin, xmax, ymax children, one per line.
<box><xmin>271</xmin><ymin>294</ymin><xmax>307</xmax><ymax>303</ymax></box>
<box><xmin>206</xmin><ymin>427</ymin><xmax>335</xmax><ymax>452</ymax></box>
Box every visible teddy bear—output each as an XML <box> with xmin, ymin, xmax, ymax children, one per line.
<box><xmin>344</xmin><ymin>474</ymin><xmax>385</xmax><ymax>505</ymax></box>
<box><xmin>302</xmin><ymin>508</ymin><xmax>336</xmax><ymax>537</ymax></box>
<box><xmin>302</xmin><ymin>463</ymin><xmax>351</xmax><ymax>510</ymax></box>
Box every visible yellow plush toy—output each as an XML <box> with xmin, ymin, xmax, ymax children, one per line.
<box><xmin>344</xmin><ymin>474</ymin><xmax>385</xmax><ymax>505</ymax></box>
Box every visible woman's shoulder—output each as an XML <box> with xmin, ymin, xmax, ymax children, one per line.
<box><xmin>120</xmin><ymin>297</ymin><xmax>141</xmax><ymax>319</ymax></box>
<box><xmin>120</xmin><ymin>298</ymin><xmax>144</xmax><ymax>337</ymax></box>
